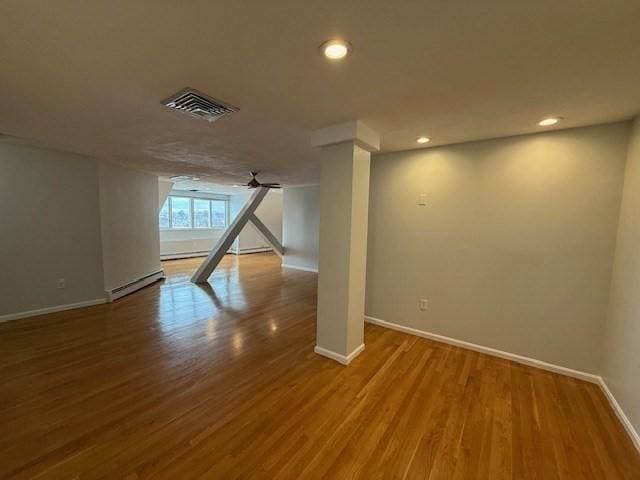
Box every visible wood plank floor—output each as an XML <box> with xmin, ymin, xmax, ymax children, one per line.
<box><xmin>1</xmin><ymin>253</ymin><xmax>639</xmax><ymax>479</ymax></box>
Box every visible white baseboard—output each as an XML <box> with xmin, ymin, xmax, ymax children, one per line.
<box><xmin>0</xmin><ymin>298</ymin><xmax>107</xmax><ymax>323</ymax></box>
<box><xmin>314</xmin><ymin>344</ymin><xmax>365</xmax><ymax>365</ymax></box>
<box><xmin>598</xmin><ymin>378</ymin><xmax>640</xmax><ymax>453</ymax></box>
<box><xmin>365</xmin><ymin>314</ymin><xmax>640</xmax><ymax>453</ymax></box>
<box><xmin>106</xmin><ymin>270</ymin><xmax>165</xmax><ymax>302</ymax></box>
<box><xmin>230</xmin><ymin>247</ymin><xmax>273</xmax><ymax>255</ymax></box>
<box><xmin>282</xmin><ymin>263</ymin><xmax>319</xmax><ymax>273</ymax></box>
<box><xmin>364</xmin><ymin>316</ymin><xmax>600</xmax><ymax>383</ymax></box>
<box><xmin>161</xmin><ymin>252</ymin><xmax>209</xmax><ymax>260</ymax></box>
<box><xmin>161</xmin><ymin>248</ymin><xmax>273</xmax><ymax>260</ymax></box>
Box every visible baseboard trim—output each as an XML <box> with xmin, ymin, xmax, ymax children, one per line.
<box><xmin>598</xmin><ymin>378</ymin><xmax>640</xmax><ymax>453</ymax></box>
<box><xmin>365</xmin><ymin>314</ymin><xmax>640</xmax><ymax>453</ymax></box>
<box><xmin>282</xmin><ymin>263</ymin><xmax>319</xmax><ymax>273</ymax></box>
<box><xmin>106</xmin><ymin>270</ymin><xmax>165</xmax><ymax>302</ymax></box>
<box><xmin>314</xmin><ymin>344</ymin><xmax>365</xmax><ymax>365</ymax></box>
<box><xmin>230</xmin><ymin>247</ymin><xmax>273</xmax><ymax>255</ymax></box>
<box><xmin>161</xmin><ymin>252</ymin><xmax>209</xmax><ymax>260</ymax></box>
<box><xmin>161</xmin><ymin>248</ymin><xmax>273</xmax><ymax>260</ymax></box>
<box><xmin>364</xmin><ymin>315</ymin><xmax>599</xmax><ymax>383</ymax></box>
<box><xmin>0</xmin><ymin>298</ymin><xmax>107</xmax><ymax>323</ymax></box>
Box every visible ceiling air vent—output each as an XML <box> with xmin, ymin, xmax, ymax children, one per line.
<box><xmin>162</xmin><ymin>88</ymin><xmax>238</xmax><ymax>123</ymax></box>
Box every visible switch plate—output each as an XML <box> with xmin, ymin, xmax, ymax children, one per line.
<box><xmin>419</xmin><ymin>298</ymin><xmax>428</xmax><ymax>311</ymax></box>
<box><xmin>418</xmin><ymin>194</ymin><xmax>427</xmax><ymax>206</ymax></box>
<box><xmin>57</xmin><ymin>278</ymin><xmax>66</xmax><ymax>289</ymax></box>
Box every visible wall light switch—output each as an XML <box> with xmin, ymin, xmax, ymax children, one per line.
<box><xmin>419</xmin><ymin>299</ymin><xmax>428</xmax><ymax>311</ymax></box>
<box><xmin>418</xmin><ymin>194</ymin><xmax>427</xmax><ymax>206</ymax></box>
<box><xmin>57</xmin><ymin>278</ymin><xmax>66</xmax><ymax>289</ymax></box>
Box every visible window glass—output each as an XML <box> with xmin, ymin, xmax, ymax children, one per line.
<box><xmin>193</xmin><ymin>199</ymin><xmax>211</xmax><ymax>228</ymax></box>
<box><xmin>159</xmin><ymin>195</ymin><xmax>227</xmax><ymax>229</ymax></box>
<box><xmin>211</xmin><ymin>200</ymin><xmax>226</xmax><ymax>228</ymax></box>
<box><xmin>159</xmin><ymin>199</ymin><xmax>170</xmax><ymax>229</ymax></box>
<box><xmin>171</xmin><ymin>197</ymin><xmax>191</xmax><ymax>228</ymax></box>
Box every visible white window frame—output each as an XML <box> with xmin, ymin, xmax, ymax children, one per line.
<box><xmin>169</xmin><ymin>195</ymin><xmax>193</xmax><ymax>229</ymax></box>
<box><xmin>160</xmin><ymin>195</ymin><xmax>229</xmax><ymax>231</ymax></box>
<box><xmin>192</xmin><ymin>198</ymin><xmax>212</xmax><ymax>230</ymax></box>
<box><xmin>209</xmin><ymin>199</ymin><xmax>228</xmax><ymax>230</ymax></box>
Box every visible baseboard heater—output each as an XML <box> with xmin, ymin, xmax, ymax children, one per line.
<box><xmin>161</xmin><ymin>247</ymin><xmax>273</xmax><ymax>261</ymax></box>
<box><xmin>105</xmin><ymin>270</ymin><xmax>165</xmax><ymax>302</ymax></box>
<box><xmin>229</xmin><ymin>247</ymin><xmax>273</xmax><ymax>255</ymax></box>
<box><xmin>160</xmin><ymin>251</ymin><xmax>210</xmax><ymax>261</ymax></box>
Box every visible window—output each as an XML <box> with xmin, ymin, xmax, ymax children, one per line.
<box><xmin>159</xmin><ymin>195</ymin><xmax>228</xmax><ymax>230</ymax></box>
<box><xmin>193</xmin><ymin>199</ymin><xmax>211</xmax><ymax>229</ymax></box>
<box><xmin>212</xmin><ymin>200</ymin><xmax>226</xmax><ymax>228</ymax></box>
<box><xmin>159</xmin><ymin>200</ymin><xmax>170</xmax><ymax>229</ymax></box>
<box><xmin>171</xmin><ymin>196</ymin><xmax>191</xmax><ymax>228</ymax></box>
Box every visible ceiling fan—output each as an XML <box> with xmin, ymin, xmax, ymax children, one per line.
<box><xmin>235</xmin><ymin>171</ymin><xmax>281</xmax><ymax>189</ymax></box>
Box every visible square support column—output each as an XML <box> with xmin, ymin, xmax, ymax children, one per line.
<box><xmin>312</xmin><ymin>121</ymin><xmax>380</xmax><ymax>365</ymax></box>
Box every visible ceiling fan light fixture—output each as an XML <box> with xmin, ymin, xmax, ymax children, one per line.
<box><xmin>239</xmin><ymin>171</ymin><xmax>282</xmax><ymax>189</ymax></box>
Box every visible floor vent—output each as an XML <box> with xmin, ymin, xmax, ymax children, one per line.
<box><xmin>162</xmin><ymin>88</ymin><xmax>238</xmax><ymax>122</ymax></box>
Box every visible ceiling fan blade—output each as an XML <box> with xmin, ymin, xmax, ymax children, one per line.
<box><xmin>262</xmin><ymin>183</ymin><xmax>281</xmax><ymax>187</ymax></box>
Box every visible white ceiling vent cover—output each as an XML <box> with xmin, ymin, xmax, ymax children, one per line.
<box><xmin>162</xmin><ymin>88</ymin><xmax>238</xmax><ymax>122</ymax></box>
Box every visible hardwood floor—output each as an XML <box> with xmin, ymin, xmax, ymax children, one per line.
<box><xmin>1</xmin><ymin>253</ymin><xmax>639</xmax><ymax>479</ymax></box>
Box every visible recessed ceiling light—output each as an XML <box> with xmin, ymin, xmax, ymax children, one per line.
<box><xmin>417</xmin><ymin>136</ymin><xmax>430</xmax><ymax>144</ymax></box>
<box><xmin>169</xmin><ymin>175</ymin><xmax>192</xmax><ymax>182</ymax></box>
<box><xmin>192</xmin><ymin>177</ymin><xmax>201</xmax><ymax>181</ymax></box>
<box><xmin>321</xmin><ymin>39</ymin><xmax>351</xmax><ymax>60</ymax></box>
<box><xmin>538</xmin><ymin>117</ymin><xmax>562</xmax><ymax>126</ymax></box>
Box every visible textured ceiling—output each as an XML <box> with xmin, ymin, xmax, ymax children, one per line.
<box><xmin>170</xmin><ymin>180</ymin><xmax>284</xmax><ymax>196</ymax></box>
<box><xmin>1</xmin><ymin>1</ymin><xmax>639</xmax><ymax>186</ymax></box>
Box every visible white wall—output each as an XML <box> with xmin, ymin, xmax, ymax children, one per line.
<box><xmin>0</xmin><ymin>140</ymin><xmax>164</xmax><ymax>318</ymax></box>
<box><xmin>230</xmin><ymin>190</ymin><xmax>283</xmax><ymax>253</ymax></box>
<box><xmin>282</xmin><ymin>186</ymin><xmax>320</xmax><ymax>272</ymax></box>
<box><xmin>159</xmin><ymin>189</ymin><xmax>228</xmax><ymax>258</ymax></box>
<box><xmin>158</xmin><ymin>180</ymin><xmax>173</xmax><ymax>211</ymax></box>
<box><xmin>603</xmin><ymin>116</ymin><xmax>640</xmax><ymax>435</ymax></box>
<box><xmin>99</xmin><ymin>162</ymin><xmax>162</xmax><ymax>291</ymax></box>
<box><xmin>160</xmin><ymin>229</ymin><xmax>223</xmax><ymax>258</ymax></box>
<box><xmin>0</xmin><ymin>142</ymin><xmax>105</xmax><ymax>316</ymax></box>
<box><xmin>366</xmin><ymin>122</ymin><xmax>629</xmax><ymax>373</ymax></box>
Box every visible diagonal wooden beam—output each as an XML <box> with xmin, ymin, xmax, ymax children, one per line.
<box><xmin>191</xmin><ymin>186</ymin><xmax>269</xmax><ymax>283</ymax></box>
<box><xmin>248</xmin><ymin>212</ymin><xmax>284</xmax><ymax>258</ymax></box>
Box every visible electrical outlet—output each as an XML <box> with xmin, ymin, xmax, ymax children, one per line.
<box><xmin>57</xmin><ymin>278</ymin><xmax>66</xmax><ymax>289</ymax></box>
<box><xmin>419</xmin><ymin>298</ymin><xmax>428</xmax><ymax>311</ymax></box>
